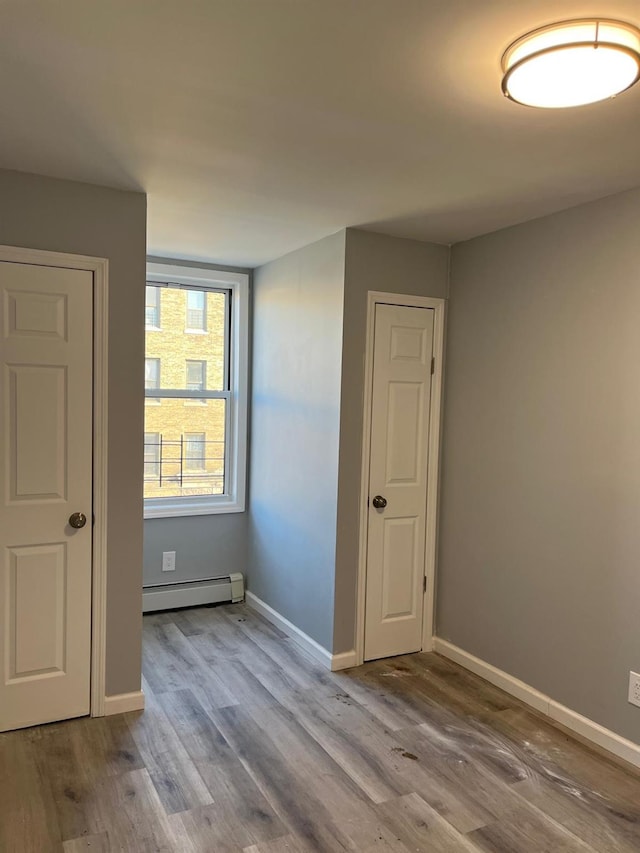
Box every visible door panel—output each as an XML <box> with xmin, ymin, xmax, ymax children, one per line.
<box><xmin>380</xmin><ymin>517</ymin><xmax>418</xmax><ymax>619</ymax></box>
<box><xmin>364</xmin><ymin>303</ymin><xmax>434</xmax><ymax>661</ymax></box>
<box><xmin>5</xmin><ymin>288</ymin><xmax>68</xmax><ymax>339</ymax></box>
<box><xmin>0</xmin><ymin>261</ymin><xmax>93</xmax><ymax>731</ymax></box>
<box><xmin>8</xmin><ymin>365</ymin><xmax>67</xmax><ymax>500</ymax></box>
<box><xmin>386</xmin><ymin>381</ymin><xmax>424</xmax><ymax>483</ymax></box>
<box><xmin>8</xmin><ymin>543</ymin><xmax>67</xmax><ymax>679</ymax></box>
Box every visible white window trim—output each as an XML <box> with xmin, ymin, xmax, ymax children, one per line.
<box><xmin>144</xmin><ymin>262</ymin><xmax>249</xmax><ymax>518</ymax></box>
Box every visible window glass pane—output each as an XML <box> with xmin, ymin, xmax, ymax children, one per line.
<box><xmin>186</xmin><ymin>360</ymin><xmax>206</xmax><ymax>391</ymax></box>
<box><xmin>145</xmin><ymin>358</ymin><xmax>160</xmax><ymax>389</ymax></box>
<box><xmin>144</xmin><ymin>288</ymin><xmax>226</xmax><ymax>391</ymax></box>
<box><xmin>145</xmin><ymin>285</ymin><xmax>160</xmax><ymax>328</ymax></box>
<box><xmin>143</xmin><ymin>399</ymin><xmax>226</xmax><ymax>499</ymax></box>
<box><xmin>144</xmin><ymin>432</ymin><xmax>160</xmax><ymax>478</ymax></box>
<box><xmin>185</xmin><ymin>433</ymin><xmax>205</xmax><ymax>470</ymax></box>
<box><xmin>186</xmin><ymin>289</ymin><xmax>206</xmax><ymax>331</ymax></box>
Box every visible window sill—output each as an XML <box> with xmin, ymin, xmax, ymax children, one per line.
<box><xmin>185</xmin><ymin>328</ymin><xmax>207</xmax><ymax>335</ymax></box>
<box><xmin>144</xmin><ymin>499</ymin><xmax>245</xmax><ymax>519</ymax></box>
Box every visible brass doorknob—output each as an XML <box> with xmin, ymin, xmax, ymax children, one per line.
<box><xmin>69</xmin><ymin>512</ymin><xmax>87</xmax><ymax>529</ymax></box>
<box><xmin>372</xmin><ymin>495</ymin><xmax>387</xmax><ymax>509</ymax></box>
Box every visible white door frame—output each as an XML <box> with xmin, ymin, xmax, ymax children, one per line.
<box><xmin>355</xmin><ymin>291</ymin><xmax>446</xmax><ymax>667</ymax></box>
<box><xmin>0</xmin><ymin>245</ymin><xmax>109</xmax><ymax>717</ymax></box>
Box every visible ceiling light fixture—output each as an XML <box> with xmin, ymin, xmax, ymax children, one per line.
<box><xmin>501</xmin><ymin>19</ymin><xmax>640</xmax><ymax>108</ymax></box>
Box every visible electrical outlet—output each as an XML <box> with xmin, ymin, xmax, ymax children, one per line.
<box><xmin>629</xmin><ymin>672</ymin><xmax>640</xmax><ymax>708</ymax></box>
<box><xmin>162</xmin><ymin>551</ymin><xmax>176</xmax><ymax>572</ymax></box>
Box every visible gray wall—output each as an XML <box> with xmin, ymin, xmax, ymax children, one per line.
<box><xmin>439</xmin><ymin>187</ymin><xmax>640</xmax><ymax>744</ymax></box>
<box><xmin>248</xmin><ymin>231</ymin><xmax>346</xmax><ymax>651</ymax></box>
<box><xmin>0</xmin><ymin>168</ymin><xmax>146</xmax><ymax>696</ymax></box>
<box><xmin>144</xmin><ymin>514</ymin><xmax>247</xmax><ymax>586</ymax></box>
<box><xmin>142</xmin><ymin>256</ymin><xmax>251</xmax><ymax>587</ymax></box>
<box><xmin>333</xmin><ymin>229</ymin><xmax>450</xmax><ymax>653</ymax></box>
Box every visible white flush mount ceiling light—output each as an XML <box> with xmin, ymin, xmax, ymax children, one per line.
<box><xmin>501</xmin><ymin>19</ymin><xmax>640</xmax><ymax>108</ymax></box>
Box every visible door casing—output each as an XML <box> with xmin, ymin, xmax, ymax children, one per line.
<box><xmin>355</xmin><ymin>291</ymin><xmax>446</xmax><ymax>667</ymax></box>
<box><xmin>0</xmin><ymin>244</ymin><xmax>109</xmax><ymax>718</ymax></box>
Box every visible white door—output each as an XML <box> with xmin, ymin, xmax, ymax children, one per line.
<box><xmin>0</xmin><ymin>261</ymin><xmax>93</xmax><ymax>731</ymax></box>
<box><xmin>364</xmin><ymin>303</ymin><xmax>434</xmax><ymax>661</ymax></box>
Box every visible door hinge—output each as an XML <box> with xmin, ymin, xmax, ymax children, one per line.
<box><xmin>430</xmin><ymin>357</ymin><xmax>435</xmax><ymax>375</ymax></box>
<box><xmin>423</xmin><ymin>576</ymin><xmax>427</xmax><ymax>593</ymax></box>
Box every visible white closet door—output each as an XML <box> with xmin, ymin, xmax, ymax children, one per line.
<box><xmin>0</xmin><ymin>261</ymin><xmax>93</xmax><ymax>731</ymax></box>
<box><xmin>365</xmin><ymin>303</ymin><xmax>434</xmax><ymax>661</ymax></box>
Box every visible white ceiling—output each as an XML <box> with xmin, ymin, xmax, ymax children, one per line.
<box><xmin>2</xmin><ymin>0</ymin><xmax>640</xmax><ymax>267</ymax></box>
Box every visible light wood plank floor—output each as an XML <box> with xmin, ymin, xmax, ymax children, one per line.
<box><xmin>2</xmin><ymin>603</ymin><xmax>640</xmax><ymax>852</ymax></box>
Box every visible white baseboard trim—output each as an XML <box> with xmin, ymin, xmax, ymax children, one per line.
<box><xmin>434</xmin><ymin>638</ymin><xmax>640</xmax><ymax>771</ymax></box>
<box><xmin>104</xmin><ymin>690</ymin><xmax>145</xmax><ymax>716</ymax></box>
<box><xmin>434</xmin><ymin>638</ymin><xmax>549</xmax><ymax>714</ymax></box>
<box><xmin>330</xmin><ymin>650</ymin><xmax>358</xmax><ymax>672</ymax></box>
<box><xmin>246</xmin><ymin>590</ymin><xmax>351</xmax><ymax>671</ymax></box>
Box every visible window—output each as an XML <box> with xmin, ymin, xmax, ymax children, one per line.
<box><xmin>185</xmin><ymin>433</ymin><xmax>206</xmax><ymax>470</ymax></box>
<box><xmin>144</xmin><ymin>432</ymin><xmax>161</xmax><ymax>478</ymax></box>
<box><xmin>186</xmin><ymin>360</ymin><xmax>206</xmax><ymax>391</ymax></box>
<box><xmin>145</xmin><ymin>358</ymin><xmax>160</xmax><ymax>390</ymax></box>
<box><xmin>144</xmin><ymin>262</ymin><xmax>248</xmax><ymax>518</ymax></box>
<box><xmin>186</xmin><ymin>289</ymin><xmax>206</xmax><ymax>331</ymax></box>
<box><xmin>145</xmin><ymin>285</ymin><xmax>161</xmax><ymax>328</ymax></box>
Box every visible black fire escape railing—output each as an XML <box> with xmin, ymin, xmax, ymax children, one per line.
<box><xmin>144</xmin><ymin>436</ymin><xmax>225</xmax><ymax>490</ymax></box>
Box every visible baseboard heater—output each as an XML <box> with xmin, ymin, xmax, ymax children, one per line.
<box><xmin>142</xmin><ymin>572</ymin><xmax>245</xmax><ymax>613</ymax></box>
